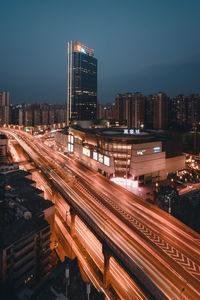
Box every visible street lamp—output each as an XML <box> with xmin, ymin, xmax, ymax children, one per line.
<box><xmin>86</xmin><ymin>282</ymin><xmax>91</xmax><ymax>300</ymax></box>
<box><xmin>155</xmin><ymin>182</ymin><xmax>159</xmax><ymax>192</ymax></box>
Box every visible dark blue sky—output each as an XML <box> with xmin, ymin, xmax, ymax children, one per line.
<box><xmin>1</xmin><ymin>0</ymin><xmax>200</xmax><ymax>104</ymax></box>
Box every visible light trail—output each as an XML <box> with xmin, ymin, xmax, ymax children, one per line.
<box><xmin>2</xmin><ymin>128</ymin><xmax>200</xmax><ymax>299</ymax></box>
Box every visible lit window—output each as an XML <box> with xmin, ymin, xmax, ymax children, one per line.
<box><xmin>70</xmin><ymin>135</ymin><xmax>74</xmax><ymax>144</ymax></box>
<box><xmin>104</xmin><ymin>156</ymin><xmax>110</xmax><ymax>166</ymax></box>
<box><xmin>83</xmin><ymin>147</ymin><xmax>90</xmax><ymax>157</ymax></box>
<box><xmin>93</xmin><ymin>151</ymin><xmax>98</xmax><ymax>160</ymax></box>
<box><xmin>154</xmin><ymin>147</ymin><xmax>160</xmax><ymax>153</ymax></box>
<box><xmin>98</xmin><ymin>154</ymin><xmax>103</xmax><ymax>163</ymax></box>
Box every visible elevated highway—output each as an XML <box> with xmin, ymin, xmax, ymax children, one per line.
<box><xmin>2</xmin><ymin>128</ymin><xmax>200</xmax><ymax>300</ymax></box>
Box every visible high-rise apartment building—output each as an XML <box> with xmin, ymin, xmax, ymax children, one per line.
<box><xmin>67</xmin><ymin>40</ymin><xmax>97</xmax><ymax>124</ymax></box>
<box><xmin>33</xmin><ymin>108</ymin><xmax>41</xmax><ymax>126</ymax></box>
<box><xmin>97</xmin><ymin>104</ymin><xmax>104</xmax><ymax>120</ymax></box>
<box><xmin>187</xmin><ymin>94</ymin><xmax>200</xmax><ymax>127</ymax></box>
<box><xmin>153</xmin><ymin>92</ymin><xmax>169</xmax><ymax>130</ymax></box>
<box><xmin>145</xmin><ymin>95</ymin><xmax>154</xmax><ymax>128</ymax></box>
<box><xmin>115</xmin><ymin>93</ymin><xmax>145</xmax><ymax>128</ymax></box>
<box><xmin>24</xmin><ymin>108</ymin><xmax>33</xmax><ymax>127</ymax></box>
<box><xmin>0</xmin><ymin>92</ymin><xmax>10</xmax><ymax>126</ymax></box>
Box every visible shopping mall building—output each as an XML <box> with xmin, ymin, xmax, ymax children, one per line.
<box><xmin>54</xmin><ymin>126</ymin><xmax>185</xmax><ymax>183</ymax></box>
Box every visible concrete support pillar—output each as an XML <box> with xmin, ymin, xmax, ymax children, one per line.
<box><xmin>51</xmin><ymin>188</ymin><xmax>59</xmax><ymax>204</ymax></box>
<box><xmin>102</xmin><ymin>245</ymin><xmax>111</xmax><ymax>287</ymax></box>
<box><xmin>70</xmin><ymin>208</ymin><xmax>76</xmax><ymax>237</ymax></box>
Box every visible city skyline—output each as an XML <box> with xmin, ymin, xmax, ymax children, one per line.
<box><xmin>1</xmin><ymin>0</ymin><xmax>200</xmax><ymax>104</ymax></box>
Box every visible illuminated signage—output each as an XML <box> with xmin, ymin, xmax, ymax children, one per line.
<box><xmin>123</xmin><ymin>129</ymin><xmax>140</xmax><ymax>135</ymax></box>
<box><xmin>104</xmin><ymin>156</ymin><xmax>110</xmax><ymax>166</ymax></box>
<box><xmin>154</xmin><ymin>147</ymin><xmax>160</xmax><ymax>153</ymax></box>
<box><xmin>93</xmin><ymin>151</ymin><xmax>98</xmax><ymax>160</ymax></box>
<box><xmin>83</xmin><ymin>147</ymin><xmax>90</xmax><ymax>157</ymax></box>
<box><xmin>81</xmin><ymin>47</ymin><xmax>86</xmax><ymax>53</ymax></box>
<box><xmin>137</xmin><ymin>150</ymin><xmax>146</xmax><ymax>155</ymax></box>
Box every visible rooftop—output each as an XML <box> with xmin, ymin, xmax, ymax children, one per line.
<box><xmin>0</xmin><ymin>169</ymin><xmax>53</xmax><ymax>248</ymax></box>
<box><xmin>70</xmin><ymin>126</ymin><xmax>158</xmax><ymax>144</ymax></box>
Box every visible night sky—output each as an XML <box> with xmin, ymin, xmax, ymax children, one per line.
<box><xmin>1</xmin><ymin>0</ymin><xmax>200</xmax><ymax>104</ymax></box>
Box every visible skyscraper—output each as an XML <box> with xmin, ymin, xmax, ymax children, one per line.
<box><xmin>67</xmin><ymin>41</ymin><xmax>97</xmax><ymax>124</ymax></box>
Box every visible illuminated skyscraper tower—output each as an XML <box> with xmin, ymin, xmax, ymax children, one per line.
<box><xmin>67</xmin><ymin>41</ymin><xmax>97</xmax><ymax>124</ymax></box>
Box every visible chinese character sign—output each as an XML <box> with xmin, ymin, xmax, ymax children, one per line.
<box><xmin>123</xmin><ymin>129</ymin><xmax>140</xmax><ymax>135</ymax></box>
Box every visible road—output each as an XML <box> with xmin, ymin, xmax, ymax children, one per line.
<box><xmin>2</xmin><ymin>128</ymin><xmax>200</xmax><ymax>300</ymax></box>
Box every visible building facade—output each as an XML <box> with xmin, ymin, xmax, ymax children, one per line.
<box><xmin>54</xmin><ymin>127</ymin><xmax>183</xmax><ymax>182</ymax></box>
<box><xmin>0</xmin><ymin>92</ymin><xmax>10</xmax><ymax>126</ymax></box>
<box><xmin>67</xmin><ymin>41</ymin><xmax>97</xmax><ymax>123</ymax></box>
<box><xmin>0</xmin><ymin>134</ymin><xmax>8</xmax><ymax>163</ymax></box>
<box><xmin>10</xmin><ymin>104</ymin><xmax>67</xmax><ymax>127</ymax></box>
<box><xmin>115</xmin><ymin>93</ymin><xmax>145</xmax><ymax>129</ymax></box>
<box><xmin>153</xmin><ymin>93</ymin><xmax>169</xmax><ymax>130</ymax></box>
<box><xmin>0</xmin><ymin>168</ymin><xmax>54</xmax><ymax>290</ymax></box>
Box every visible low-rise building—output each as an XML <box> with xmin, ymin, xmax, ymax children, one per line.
<box><xmin>55</xmin><ymin>126</ymin><xmax>185</xmax><ymax>182</ymax></box>
<box><xmin>0</xmin><ymin>168</ymin><xmax>54</xmax><ymax>290</ymax></box>
<box><xmin>0</xmin><ymin>134</ymin><xmax>8</xmax><ymax>163</ymax></box>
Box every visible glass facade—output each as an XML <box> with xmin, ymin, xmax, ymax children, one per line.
<box><xmin>97</xmin><ymin>137</ymin><xmax>132</xmax><ymax>174</ymax></box>
<box><xmin>67</xmin><ymin>41</ymin><xmax>97</xmax><ymax>123</ymax></box>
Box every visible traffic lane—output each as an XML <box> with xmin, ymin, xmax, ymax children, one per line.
<box><xmin>72</xmin><ymin>174</ymin><xmax>200</xmax><ymax>273</ymax></box>
<box><xmin>5</xmin><ymin>130</ymin><xmax>200</xmax><ymax>298</ymax></box>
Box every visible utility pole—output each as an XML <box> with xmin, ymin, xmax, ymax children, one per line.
<box><xmin>86</xmin><ymin>282</ymin><xmax>91</xmax><ymax>300</ymax></box>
